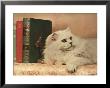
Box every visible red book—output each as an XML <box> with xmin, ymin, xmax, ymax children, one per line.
<box><xmin>16</xmin><ymin>21</ymin><xmax>23</xmax><ymax>63</ymax></box>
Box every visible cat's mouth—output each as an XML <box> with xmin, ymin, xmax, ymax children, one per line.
<box><xmin>60</xmin><ymin>45</ymin><xmax>75</xmax><ymax>51</ymax></box>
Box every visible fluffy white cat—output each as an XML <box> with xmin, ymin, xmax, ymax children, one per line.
<box><xmin>43</xmin><ymin>27</ymin><xmax>97</xmax><ymax>73</ymax></box>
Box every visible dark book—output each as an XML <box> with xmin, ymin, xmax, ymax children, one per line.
<box><xmin>16</xmin><ymin>21</ymin><xmax>23</xmax><ymax>63</ymax></box>
<box><xmin>23</xmin><ymin>18</ymin><xmax>52</xmax><ymax>63</ymax></box>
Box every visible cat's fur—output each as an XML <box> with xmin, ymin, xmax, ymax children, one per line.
<box><xmin>43</xmin><ymin>27</ymin><xmax>97</xmax><ymax>72</ymax></box>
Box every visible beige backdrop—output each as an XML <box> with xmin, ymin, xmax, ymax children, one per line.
<box><xmin>14</xmin><ymin>13</ymin><xmax>97</xmax><ymax>38</ymax></box>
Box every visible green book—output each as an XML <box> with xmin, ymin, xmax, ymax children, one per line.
<box><xmin>23</xmin><ymin>18</ymin><xmax>52</xmax><ymax>63</ymax></box>
<box><xmin>13</xmin><ymin>27</ymin><xmax>16</xmax><ymax>63</ymax></box>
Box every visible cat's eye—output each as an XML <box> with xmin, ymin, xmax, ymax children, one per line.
<box><xmin>70</xmin><ymin>36</ymin><xmax>72</xmax><ymax>40</ymax></box>
<box><xmin>61</xmin><ymin>39</ymin><xmax>67</xmax><ymax>43</ymax></box>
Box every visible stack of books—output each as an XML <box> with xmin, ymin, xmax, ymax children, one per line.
<box><xmin>15</xmin><ymin>18</ymin><xmax>52</xmax><ymax>63</ymax></box>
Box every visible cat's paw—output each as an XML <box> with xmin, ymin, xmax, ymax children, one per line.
<box><xmin>67</xmin><ymin>64</ymin><xmax>77</xmax><ymax>73</ymax></box>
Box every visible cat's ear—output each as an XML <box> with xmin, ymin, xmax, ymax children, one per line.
<box><xmin>65</xmin><ymin>27</ymin><xmax>71</xmax><ymax>32</ymax></box>
<box><xmin>51</xmin><ymin>33</ymin><xmax>58</xmax><ymax>41</ymax></box>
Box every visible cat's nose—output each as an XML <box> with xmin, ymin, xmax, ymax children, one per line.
<box><xmin>69</xmin><ymin>42</ymin><xmax>72</xmax><ymax>45</ymax></box>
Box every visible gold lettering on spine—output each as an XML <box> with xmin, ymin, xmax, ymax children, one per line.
<box><xmin>23</xmin><ymin>18</ymin><xmax>30</xmax><ymax>62</ymax></box>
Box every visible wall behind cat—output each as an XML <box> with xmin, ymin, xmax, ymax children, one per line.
<box><xmin>14</xmin><ymin>13</ymin><xmax>97</xmax><ymax>38</ymax></box>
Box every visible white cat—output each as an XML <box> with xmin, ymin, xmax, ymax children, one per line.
<box><xmin>43</xmin><ymin>27</ymin><xmax>97</xmax><ymax>73</ymax></box>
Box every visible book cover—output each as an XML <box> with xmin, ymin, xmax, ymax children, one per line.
<box><xmin>23</xmin><ymin>18</ymin><xmax>52</xmax><ymax>63</ymax></box>
<box><xmin>16</xmin><ymin>21</ymin><xmax>23</xmax><ymax>63</ymax></box>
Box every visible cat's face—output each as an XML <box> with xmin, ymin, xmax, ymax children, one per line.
<box><xmin>45</xmin><ymin>27</ymin><xmax>75</xmax><ymax>51</ymax></box>
<box><xmin>57</xmin><ymin>34</ymin><xmax>73</xmax><ymax>50</ymax></box>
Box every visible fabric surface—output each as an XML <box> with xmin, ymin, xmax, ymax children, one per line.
<box><xmin>14</xmin><ymin>63</ymin><xmax>97</xmax><ymax>75</ymax></box>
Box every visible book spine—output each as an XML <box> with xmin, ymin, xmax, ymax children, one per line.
<box><xmin>23</xmin><ymin>18</ymin><xmax>30</xmax><ymax>63</ymax></box>
<box><xmin>16</xmin><ymin>21</ymin><xmax>23</xmax><ymax>63</ymax></box>
<box><xmin>14</xmin><ymin>24</ymin><xmax>16</xmax><ymax>63</ymax></box>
